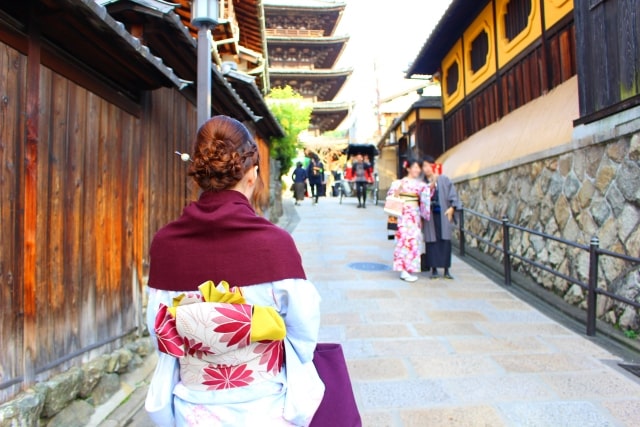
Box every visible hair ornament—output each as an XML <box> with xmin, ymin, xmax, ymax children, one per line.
<box><xmin>175</xmin><ymin>151</ymin><xmax>193</xmax><ymax>162</ymax></box>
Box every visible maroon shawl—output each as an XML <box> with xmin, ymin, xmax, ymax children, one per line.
<box><xmin>148</xmin><ymin>190</ymin><xmax>306</xmax><ymax>291</ymax></box>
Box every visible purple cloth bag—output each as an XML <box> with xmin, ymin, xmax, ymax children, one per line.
<box><xmin>310</xmin><ymin>343</ymin><xmax>362</xmax><ymax>427</ymax></box>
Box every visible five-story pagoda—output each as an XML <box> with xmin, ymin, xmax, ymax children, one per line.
<box><xmin>264</xmin><ymin>0</ymin><xmax>352</xmax><ymax>134</ymax></box>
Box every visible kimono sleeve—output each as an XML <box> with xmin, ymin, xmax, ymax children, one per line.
<box><xmin>387</xmin><ymin>179</ymin><xmax>401</xmax><ymax>197</ymax></box>
<box><xmin>271</xmin><ymin>279</ymin><xmax>321</xmax><ymax>364</ymax></box>
<box><xmin>446</xmin><ymin>176</ymin><xmax>462</xmax><ymax>209</ymax></box>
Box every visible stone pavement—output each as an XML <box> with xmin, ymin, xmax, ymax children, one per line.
<box><xmin>98</xmin><ymin>194</ymin><xmax>640</xmax><ymax>426</ymax></box>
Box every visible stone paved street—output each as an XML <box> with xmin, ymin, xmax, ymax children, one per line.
<box><xmin>291</xmin><ymin>195</ymin><xmax>640</xmax><ymax>427</ymax></box>
<box><xmin>99</xmin><ymin>195</ymin><xmax>640</xmax><ymax>427</ymax></box>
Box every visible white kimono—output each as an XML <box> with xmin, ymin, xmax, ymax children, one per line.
<box><xmin>145</xmin><ymin>279</ymin><xmax>324</xmax><ymax>427</ymax></box>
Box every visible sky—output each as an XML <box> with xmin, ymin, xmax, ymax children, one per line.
<box><xmin>331</xmin><ymin>0</ymin><xmax>453</xmax><ymax>142</ymax></box>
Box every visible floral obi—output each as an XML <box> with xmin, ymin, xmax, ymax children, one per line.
<box><xmin>154</xmin><ymin>281</ymin><xmax>286</xmax><ymax>391</ymax></box>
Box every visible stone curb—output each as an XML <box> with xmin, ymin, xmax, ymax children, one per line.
<box><xmin>89</xmin><ymin>352</ymin><xmax>157</xmax><ymax>427</ymax></box>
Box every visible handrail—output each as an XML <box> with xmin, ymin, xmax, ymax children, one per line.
<box><xmin>462</xmin><ymin>207</ymin><xmax>502</xmax><ymax>224</ymax></box>
<box><xmin>456</xmin><ymin>206</ymin><xmax>640</xmax><ymax>337</ymax></box>
<box><xmin>508</xmin><ymin>222</ymin><xmax>590</xmax><ymax>251</ymax></box>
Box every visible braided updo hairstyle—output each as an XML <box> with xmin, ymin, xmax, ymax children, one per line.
<box><xmin>188</xmin><ymin>116</ymin><xmax>259</xmax><ymax>192</ymax></box>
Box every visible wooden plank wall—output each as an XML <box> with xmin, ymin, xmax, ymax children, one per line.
<box><xmin>0</xmin><ymin>41</ymin><xmax>27</xmax><ymax>397</ymax></box>
<box><xmin>575</xmin><ymin>0</ymin><xmax>639</xmax><ymax>118</ymax></box>
<box><xmin>0</xmin><ymin>40</ymin><xmax>198</xmax><ymax>400</ymax></box>
<box><xmin>444</xmin><ymin>23</ymin><xmax>576</xmax><ymax>150</ymax></box>
<box><xmin>417</xmin><ymin>121</ymin><xmax>444</xmax><ymax>160</ymax></box>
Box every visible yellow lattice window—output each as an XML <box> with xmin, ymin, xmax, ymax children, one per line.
<box><xmin>496</xmin><ymin>0</ymin><xmax>542</xmax><ymax>68</ymax></box>
<box><xmin>463</xmin><ymin>3</ymin><xmax>496</xmax><ymax>95</ymax></box>
<box><xmin>441</xmin><ymin>39</ymin><xmax>465</xmax><ymax>113</ymax></box>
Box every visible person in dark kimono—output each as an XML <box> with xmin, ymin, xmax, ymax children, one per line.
<box><xmin>421</xmin><ymin>156</ymin><xmax>461</xmax><ymax>279</ymax></box>
<box><xmin>291</xmin><ymin>161</ymin><xmax>308</xmax><ymax>205</ymax></box>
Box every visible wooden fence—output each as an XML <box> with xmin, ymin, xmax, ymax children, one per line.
<box><xmin>0</xmin><ymin>40</ymin><xmax>198</xmax><ymax>401</ymax></box>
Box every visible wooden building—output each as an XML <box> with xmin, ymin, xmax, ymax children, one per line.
<box><xmin>375</xmin><ymin>96</ymin><xmax>443</xmax><ymax>190</ymax></box>
<box><xmin>0</xmin><ymin>0</ymin><xmax>282</xmax><ymax>401</ymax></box>
<box><xmin>401</xmin><ymin>0</ymin><xmax>640</xmax><ymax>335</ymax></box>
<box><xmin>263</xmin><ymin>0</ymin><xmax>352</xmax><ymax>133</ymax></box>
<box><xmin>573</xmin><ymin>0</ymin><xmax>640</xmax><ymax>124</ymax></box>
<box><xmin>406</xmin><ymin>0</ymin><xmax>577</xmax><ymax>179</ymax></box>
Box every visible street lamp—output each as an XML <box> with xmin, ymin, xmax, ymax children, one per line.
<box><xmin>191</xmin><ymin>0</ymin><xmax>219</xmax><ymax>128</ymax></box>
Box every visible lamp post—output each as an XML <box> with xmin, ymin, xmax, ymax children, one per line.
<box><xmin>191</xmin><ymin>0</ymin><xmax>219</xmax><ymax>128</ymax></box>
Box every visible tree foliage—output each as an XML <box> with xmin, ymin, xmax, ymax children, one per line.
<box><xmin>266</xmin><ymin>86</ymin><xmax>312</xmax><ymax>176</ymax></box>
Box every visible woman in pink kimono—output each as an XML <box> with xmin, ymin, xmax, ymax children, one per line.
<box><xmin>145</xmin><ymin>116</ymin><xmax>323</xmax><ymax>426</ymax></box>
<box><xmin>387</xmin><ymin>159</ymin><xmax>430</xmax><ymax>282</ymax></box>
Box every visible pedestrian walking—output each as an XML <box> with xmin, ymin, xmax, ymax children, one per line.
<box><xmin>387</xmin><ymin>159</ymin><xmax>430</xmax><ymax>282</ymax></box>
<box><xmin>350</xmin><ymin>153</ymin><xmax>373</xmax><ymax>208</ymax></box>
<box><xmin>421</xmin><ymin>156</ymin><xmax>461</xmax><ymax>279</ymax></box>
<box><xmin>307</xmin><ymin>154</ymin><xmax>324</xmax><ymax>205</ymax></box>
<box><xmin>145</xmin><ymin>115</ymin><xmax>323</xmax><ymax>426</ymax></box>
<box><xmin>291</xmin><ymin>161</ymin><xmax>307</xmax><ymax>205</ymax></box>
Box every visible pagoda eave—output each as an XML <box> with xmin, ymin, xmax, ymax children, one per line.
<box><xmin>269</xmin><ymin>69</ymin><xmax>351</xmax><ymax>101</ymax></box>
<box><xmin>263</xmin><ymin>1</ymin><xmax>346</xmax><ymax>36</ymax></box>
<box><xmin>266</xmin><ymin>35</ymin><xmax>348</xmax><ymax>68</ymax></box>
<box><xmin>310</xmin><ymin>102</ymin><xmax>350</xmax><ymax>132</ymax></box>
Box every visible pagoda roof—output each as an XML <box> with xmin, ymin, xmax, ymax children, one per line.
<box><xmin>266</xmin><ymin>34</ymin><xmax>349</xmax><ymax>69</ymax></box>
<box><xmin>406</xmin><ymin>0</ymin><xmax>489</xmax><ymax>77</ymax></box>
<box><xmin>270</xmin><ymin>68</ymin><xmax>351</xmax><ymax>101</ymax></box>
<box><xmin>264</xmin><ymin>0</ymin><xmax>346</xmax><ymax>7</ymax></box>
<box><xmin>264</xmin><ymin>0</ymin><xmax>346</xmax><ymax>13</ymax></box>
<box><xmin>263</xmin><ymin>1</ymin><xmax>346</xmax><ymax>37</ymax></box>
<box><xmin>310</xmin><ymin>101</ymin><xmax>350</xmax><ymax>132</ymax></box>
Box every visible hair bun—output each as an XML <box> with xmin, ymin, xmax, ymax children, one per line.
<box><xmin>187</xmin><ymin>116</ymin><xmax>258</xmax><ymax>192</ymax></box>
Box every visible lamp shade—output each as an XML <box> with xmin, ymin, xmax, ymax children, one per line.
<box><xmin>191</xmin><ymin>0</ymin><xmax>219</xmax><ymax>27</ymax></box>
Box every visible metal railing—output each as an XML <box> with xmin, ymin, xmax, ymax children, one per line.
<box><xmin>456</xmin><ymin>207</ymin><xmax>640</xmax><ymax>337</ymax></box>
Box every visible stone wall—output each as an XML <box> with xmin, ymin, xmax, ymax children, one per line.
<box><xmin>454</xmin><ymin>129</ymin><xmax>640</xmax><ymax>333</ymax></box>
<box><xmin>0</xmin><ymin>334</ymin><xmax>154</xmax><ymax>427</ymax></box>
<box><xmin>268</xmin><ymin>158</ymin><xmax>284</xmax><ymax>223</ymax></box>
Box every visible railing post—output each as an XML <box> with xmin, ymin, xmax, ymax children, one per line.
<box><xmin>586</xmin><ymin>236</ymin><xmax>600</xmax><ymax>336</ymax></box>
<box><xmin>458</xmin><ymin>205</ymin><xmax>465</xmax><ymax>257</ymax></box>
<box><xmin>502</xmin><ymin>215</ymin><xmax>511</xmax><ymax>286</ymax></box>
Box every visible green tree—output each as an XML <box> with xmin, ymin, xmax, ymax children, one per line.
<box><xmin>266</xmin><ymin>86</ymin><xmax>312</xmax><ymax>176</ymax></box>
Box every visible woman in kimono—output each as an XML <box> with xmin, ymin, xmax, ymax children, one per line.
<box><xmin>145</xmin><ymin>115</ymin><xmax>323</xmax><ymax>426</ymax></box>
<box><xmin>387</xmin><ymin>159</ymin><xmax>430</xmax><ymax>282</ymax></box>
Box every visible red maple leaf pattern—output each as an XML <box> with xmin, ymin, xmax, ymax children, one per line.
<box><xmin>212</xmin><ymin>304</ymin><xmax>252</xmax><ymax>348</ymax></box>
<box><xmin>154</xmin><ymin>304</ymin><xmax>185</xmax><ymax>357</ymax></box>
<box><xmin>184</xmin><ymin>337</ymin><xmax>214</xmax><ymax>358</ymax></box>
<box><xmin>202</xmin><ymin>364</ymin><xmax>254</xmax><ymax>390</ymax></box>
<box><xmin>254</xmin><ymin>341</ymin><xmax>284</xmax><ymax>375</ymax></box>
